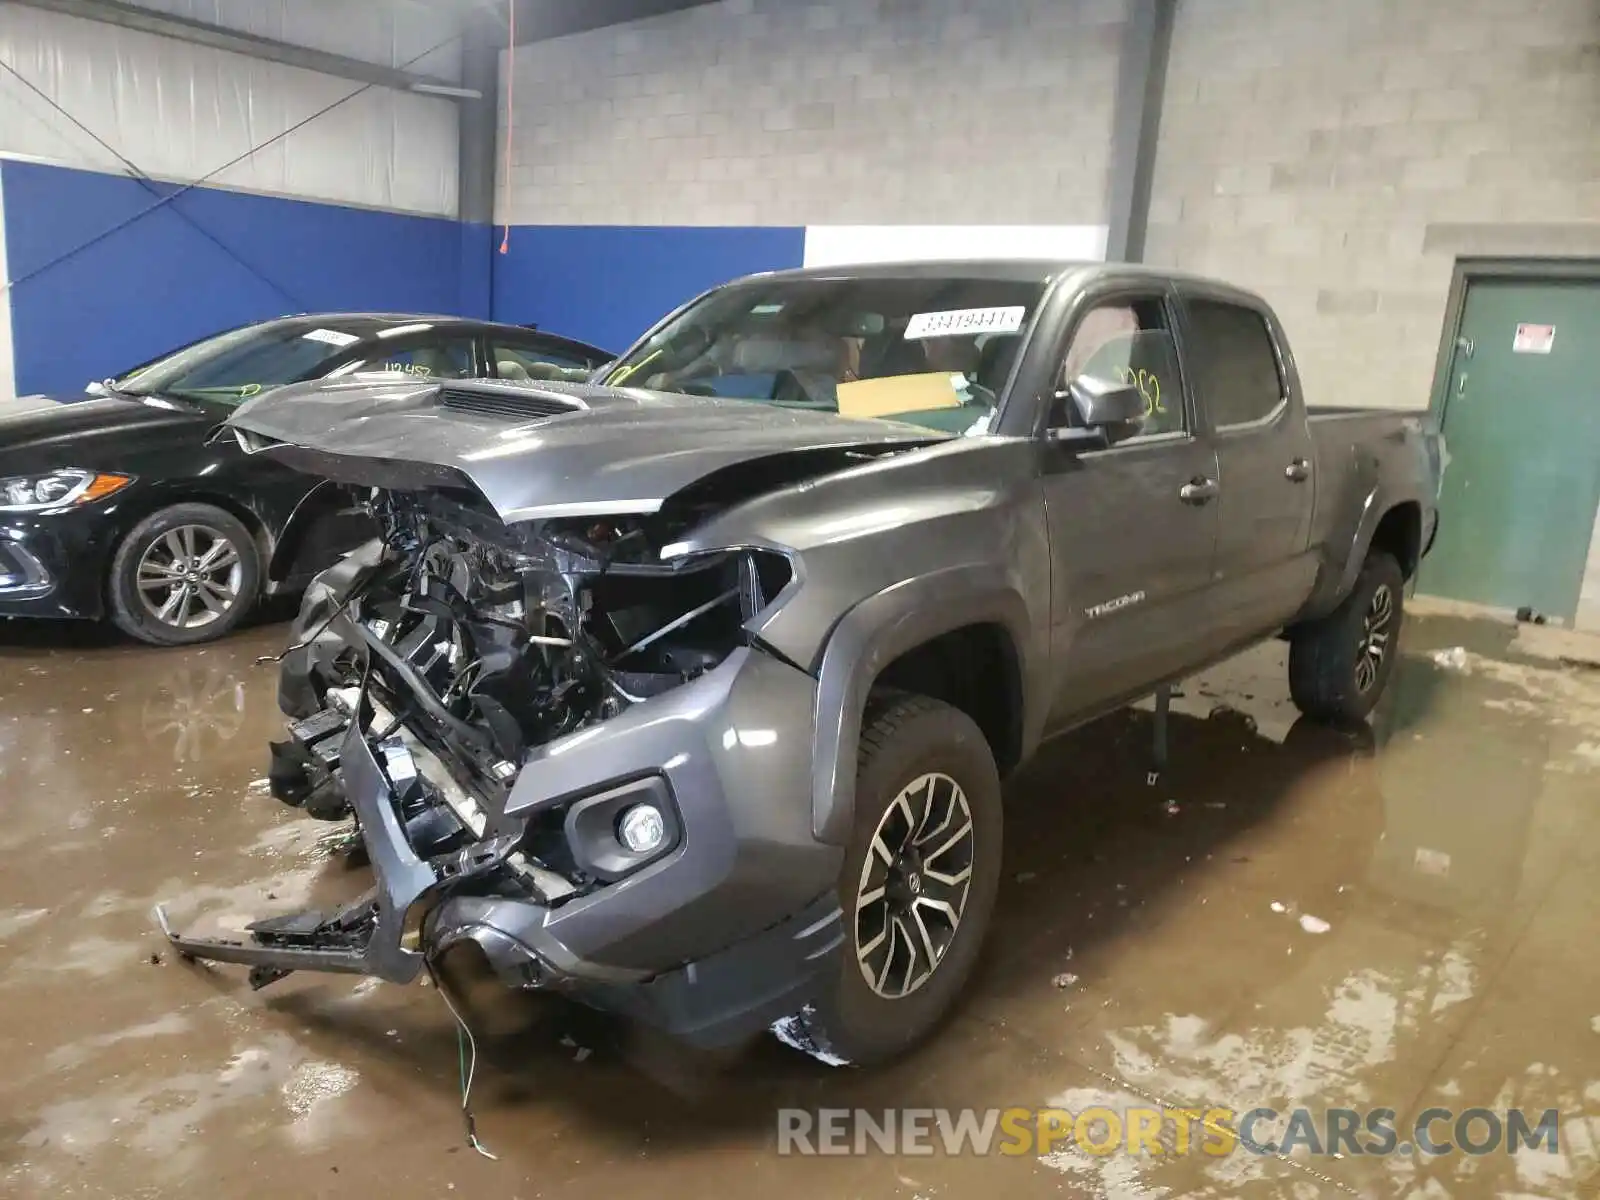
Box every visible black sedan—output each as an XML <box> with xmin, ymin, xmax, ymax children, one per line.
<box><xmin>0</xmin><ymin>313</ymin><xmax>611</xmax><ymax>645</ymax></box>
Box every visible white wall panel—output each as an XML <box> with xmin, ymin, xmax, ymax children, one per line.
<box><xmin>127</xmin><ymin>0</ymin><xmax>464</xmax><ymax>82</ymax></box>
<box><xmin>0</xmin><ymin>5</ymin><xmax>458</xmax><ymax>216</ymax></box>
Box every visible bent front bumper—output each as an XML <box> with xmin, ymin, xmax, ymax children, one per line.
<box><xmin>159</xmin><ymin>645</ymin><xmax>846</xmax><ymax>1046</ymax></box>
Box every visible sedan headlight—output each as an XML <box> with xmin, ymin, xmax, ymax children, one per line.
<box><xmin>0</xmin><ymin>469</ymin><xmax>134</xmax><ymax>512</ymax></box>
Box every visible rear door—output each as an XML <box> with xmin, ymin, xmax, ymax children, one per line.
<box><xmin>1039</xmin><ymin>287</ymin><xmax>1223</xmax><ymax>728</ymax></box>
<box><xmin>1179</xmin><ymin>293</ymin><xmax>1317</xmax><ymax>642</ymax></box>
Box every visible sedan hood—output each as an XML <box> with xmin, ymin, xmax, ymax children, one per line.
<box><xmin>0</xmin><ymin>393</ymin><xmax>204</xmax><ymax>472</ymax></box>
<box><xmin>227</xmin><ymin>377</ymin><xmax>947</xmax><ymax>522</ymax></box>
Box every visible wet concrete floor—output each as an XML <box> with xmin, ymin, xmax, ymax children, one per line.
<box><xmin>2</xmin><ymin>613</ymin><xmax>1597</xmax><ymax>1199</ymax></box>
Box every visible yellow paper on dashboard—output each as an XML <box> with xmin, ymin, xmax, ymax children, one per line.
<box><xmin>836</xmin><ymin>372</ymin><xmax>963</xmax><ymax>420</ymax></box>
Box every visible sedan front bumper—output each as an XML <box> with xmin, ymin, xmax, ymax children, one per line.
<box><xmin>0</xmin><ymin>513</ymin><xmax>114</xmax><ymax>620</ymax></box>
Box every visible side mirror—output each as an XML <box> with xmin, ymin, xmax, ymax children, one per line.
<box><xmin>1049</xmin><ymin>375</ymin><xmax>1145</xmax><ymax>445</ymax></box>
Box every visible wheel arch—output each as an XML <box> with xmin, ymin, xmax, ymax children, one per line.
<box><xmin>810</xmin><ymin>567</ymin><xmax>1038</xmax><ymax>845</ymax></box>
<box><xmin>1369</xmin><ymin>500</ymin><xmax>1423</xmax><ymax>579</ymax></box>
<box><xmin>1299</xmin><ymin>488</ymin><xmax>1425</xmax><ymax>623</ymax></box>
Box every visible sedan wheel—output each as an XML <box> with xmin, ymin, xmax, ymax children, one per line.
<box><xmin>109</xmin><ymin>503</ymin><xmax>261</xmax><ymax>647</ymax></box>
<box><xmin>136</xmin><ymin>524</ymin><xmax>245</xmax><ymax>631</ymax></box>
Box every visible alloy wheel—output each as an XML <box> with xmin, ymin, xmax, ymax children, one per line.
<box><xmin>1355</xmin><ymin>583</ymin><xmax>1394</xmax><ymax>693</ymax></box>
<box><xmin>135</xmin><ymin>524</ymin><xmax>245</xmax><ymax>631</ymax></box>
<box><xmin>854</xmin><ymin>772</ymin><xmax>976</xmax><ymax>999</ymax></box>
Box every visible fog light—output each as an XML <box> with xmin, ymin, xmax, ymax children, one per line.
<box><xmin>617</xmin><ymin>804</ymin><xmax>667</xmax><ymax>854</ymax></box>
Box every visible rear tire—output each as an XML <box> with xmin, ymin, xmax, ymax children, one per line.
<box><xmin>781</xmin><ymin>693</ymin><xmax>1002</xmax><ymax>1066</ymax></box>
<box><xmin>1289</xmin><ymin>550</ymin><xmax>1404</xmax><ymax>724</ymax></box>
<box><xmin>109</xmin><ymin>503</ymin><xmax>261</xmax><ymax>646</ymax></box>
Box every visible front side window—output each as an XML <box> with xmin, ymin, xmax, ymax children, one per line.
<box><xmin>115</xmin><ymin>322</ymin><xmax>360</xmax><ymax>404</ymax></box>
<box><xmin>600</xmin><ymin>276</ymin><xmax>1048</xmax><ymax>433</ymax></box>
<box><xmin>1183</xmin><ymin>299</ymin><xmax>1284</xmax><ymax>428</ymax></box>
<box><xmin>1052</xmin><ymin>296</ymin><xmax>1185</xmax><ymax>438</ymax></box>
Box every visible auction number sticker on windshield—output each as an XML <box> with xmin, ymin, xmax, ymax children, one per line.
<box><xmin>302</xmin><ymin>328</ymin><xmax>359</xmax><ymax>347</ymax></box>
<box><xmin>904</xmin><ymin>306</ymin><xmax>1026</xmax><ymax>340</ymax></box>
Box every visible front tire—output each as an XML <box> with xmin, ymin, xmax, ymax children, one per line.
<box><xmin>1289</xmin><ymin>550</ymin><xmax>1405</xmax><ymax>723</ymax></box>
<box><xmin>108</xmin><ymin>503</ymin><xmax>261</xmax><ymax>646</ymax></box>
<box><xmin>782</xmin><ymin>694</ymin><xmax>1003</xmax><ymax>1066</ymax></box>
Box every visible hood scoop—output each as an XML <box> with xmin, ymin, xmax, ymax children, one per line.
<box><xmin>436</xmin><ymin>382</ymin><xmax>588</xmax><ymax>422</ymax></box>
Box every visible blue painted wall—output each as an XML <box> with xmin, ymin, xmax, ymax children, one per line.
<box><xmin>491</xmin><ymin>224</ymin><xmax>805</xmax><ymax>355</ymax></box>
<box><xmin>2</xmin><ymin>160</ymin><xmax>808</xmax><ymax>395</ymax></box>
<box><xmin>2</xmin><ymin>159</ymin><xmax>485</xmax><ymax>397</ymax></box>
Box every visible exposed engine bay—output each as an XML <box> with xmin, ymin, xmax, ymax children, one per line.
<box><xmin>266</xmin><ymin>483</ymin><xmax>797</xmax><ymax>902</ymax></box>
<box><xmin>373</xmin><ymin>488</ymin><xmax>785</xmax><ymax>746</ymax></box>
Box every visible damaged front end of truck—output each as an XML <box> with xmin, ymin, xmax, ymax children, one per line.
<box><xmin>158</xmin><ymin>376</ymin><xmax>942</xmax><ymax>1046</ymax></box>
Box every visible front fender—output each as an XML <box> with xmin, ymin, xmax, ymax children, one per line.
<box><xmin>810</xmin><ymin>566</ymin><xmax>1039</xmax><ymax>845</ymax></box>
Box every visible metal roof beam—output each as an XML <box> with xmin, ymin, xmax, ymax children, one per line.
<box><xmin>511</xmin><ymin>0</ymin><xmax>719</xmax><ymax>44</ymax></box>
<box><xmin>1104</xmin><ymin>0</ymin><xmax>1177</xmax><ymax>263</ymax></box>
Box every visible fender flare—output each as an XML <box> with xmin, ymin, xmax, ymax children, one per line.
<box><xmin>1333</xmin><ymin>485</ymin><xmax>1386</xmax><ymax>604</ymax></box>
<box><xmin>1306</xmin><ymin>484</ymin><xmax>1426</xmax><ymax>622</ymax></box>
<box><xmin>809</xmin><ymin>565</ymin><xmax>1035</xmax><ymax>844</ymax></box>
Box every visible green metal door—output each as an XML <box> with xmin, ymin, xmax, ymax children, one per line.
<box><xmin>1423</xmin><ymin>279</ymin><xmax>1600</xmax><ymax>621</ymax></box>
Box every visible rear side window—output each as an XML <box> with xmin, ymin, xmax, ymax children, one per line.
<box><xmin>1184</xmin><ymin>300</ymin><xmax>1284</xmax><ymax>428</ymax></box>
<box><xmin>491</xmin><ymin>339</ymin><xmax>600</xmax><ymax>380</ymax></box>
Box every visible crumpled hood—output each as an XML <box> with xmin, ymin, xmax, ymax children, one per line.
<box><xmin>227</xmin><ymin>376</ymin><xmax>946</xmax><ymax>522</ymax></box>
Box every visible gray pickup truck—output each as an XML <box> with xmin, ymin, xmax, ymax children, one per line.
<box><xmin>161</xmin><ymin>262</ymin><xmax>1442</xmax><ymax>1067</ymax></box>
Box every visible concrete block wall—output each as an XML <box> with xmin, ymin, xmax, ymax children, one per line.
<box><xmin>499</xmin><ymin>0</ymin><xmax>1129</xmax><ymax>228</ymax></box>
<box><xmin>1146</xmin><ymin>0</ymin><xmax>1600</xmax><ymax>412</ymax></box>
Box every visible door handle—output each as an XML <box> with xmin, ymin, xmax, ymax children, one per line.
<box><xmin>1179</xmin><ymin>477</ymin><xmax>1219</xmax><ymax>505</ymax></box>
<box><xmin>1285</xmin><ymin>457</ymin><xmax>1311</xmax><ymax>482</ymax></box>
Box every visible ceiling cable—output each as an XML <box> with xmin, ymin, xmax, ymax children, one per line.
<box><xmin>0</xmin><ymin>31</ymin><xmax>462</xmax><ymax>297</ymax></box>
<box><xmin>0</xmin><ymin>57</ymin><xmax>308</xmax><ymax>309</ymax></box>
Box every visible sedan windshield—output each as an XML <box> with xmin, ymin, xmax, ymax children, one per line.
<box><xmin>114</xmin><ymin>321</ymin><xmax>362</xmax><ymax>404</ymax></box>
<box><xmin>601</xmin><ymin>276</ymin><xmax>1047</xmax><ymax>433</ymax></box>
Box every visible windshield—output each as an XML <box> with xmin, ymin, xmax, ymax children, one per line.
<box><xmin>601</xmin><ymin>276</ymin><xmax>1047</xmax><ymax>433</ymax></box>
<box><xmin>114</xmin><ymin>321</ymin><xmax>361</xmax><ymax>404</ymax></box>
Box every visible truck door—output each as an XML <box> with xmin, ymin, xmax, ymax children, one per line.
<box><xmin>1038</xmin><ymin>289</ymin><xmax>1223</xmax><ymax>729</ymax></box>
<box><xmin>1178</xmin><ymin>293</ymin><xmax>1317</xmax><ymax>642</ymax></box>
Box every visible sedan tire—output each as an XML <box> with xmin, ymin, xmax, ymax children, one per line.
<box><xmin>109</xmin><ymin>503</ymin><xmax>261</xmax><ymax>646</ymax></box>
